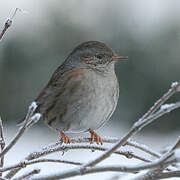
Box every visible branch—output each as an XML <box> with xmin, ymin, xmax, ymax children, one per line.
<box><xmin>0</xmin><ymin>102</ymin><xmax>41</xmax><ymax>159</ymax></box>
<box><xmin>0</xmin><ymin>8</ymin><xmax>22</xmax><ymax>41</ymax></box>
<box><xmin>1</xmin><ymin>158</ymin><xmax>82</xmax><ymax>173</ymax></box>
<box><xmin>30</xmin><ymin>137</ymin><xmax>180</xmax><ymax>180</ymax></box>
<box><xmin>0</xmin><ymin>117</ymin><xmax>5</xmax><ymax>178</ymax></box>
<box><xmin>125</xmin><ymin>140</ymin><xmax>161</xmax><ymax>158</ymax></box>
<box><xmin>27</xmin><ymin>144</ymin><xmax>150</xmax><ymax>162</ymax></box>
<box><xmin>141</xmin><ymin>81</ymin><xmax>180</xmax><ymax>119</ymax></box>
<box><xmin>47</xmin><ymin>137</ymin><xmax>160</xmax><ymax>159</ymax></box>
<box><xmin>128</xmin><ymin>136</ymin><xmax>180</xmax><ymax>180</ymax></box>
<box><xmin>0</xmin><ymin>19</ymin><xmax>12</xmax><ymax>41</ymax></box>
<box><xmin>155</xmin><ymin>171</ymin><xmax>180</xmax><ymax>179</ymax></box>
<box><xmin>12</xmin><ymin>169</ymin><xmax>40</xmax><ymax>180</ymax></box>
<box><xmin>30</xmin><ymin>156</ymin><xmax>180</xmax><ymax>180</ymax></box>
<box><xmin>3</xmin><ymin>143</ymin><xmax>150</xmax><ymax>177</ymax></box>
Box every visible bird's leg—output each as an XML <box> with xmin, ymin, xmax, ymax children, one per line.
<box><xmin>60</xmin><ymin>131</ymin><xmax>71</xmax><ymax>144</ymax></box>
<box><xmin>88</xmin><ymin>129</ymin><xmax>103</xmax><ymax>145</ymax></box>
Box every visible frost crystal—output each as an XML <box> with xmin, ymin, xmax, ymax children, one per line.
<box><xmin>171</xmin><ymin>82</ymin><xmax>178</xmax><ymax>88</ymax></box>
<box><xmin>29</xmin><ymin>101</ymin><xmax>37</xmax><ymax>111</ymax></box>
<box><xmin>31</xmin><ymin>113</ymin><xmax>41</xmax><ymax>120</ymax></box>
<box><xmin>160</xmin><ymin>103</ymin><xmax>175</xmax><ymax>111</ymax></box>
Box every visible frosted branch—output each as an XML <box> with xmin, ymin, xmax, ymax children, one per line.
<box><xmin>12</xmin><ymin>169</ymin><xmax>40</xmax><ymax>180</ymax></box>
<box><xmin>44</xmin><ymin>137</ymin><xmax>159</xmax><ymax>159</ymax></box>
<box><xmin>0</xmin><ymin>8</ymin><xmax>23</xmax><ymax>41</ymax></box>
<box><xmin>3</xmin><ymin>143</ymin><xmax>150</xmax><ymax>178</ymax></box>
<box><xmin>0</xmin><ymin>102</ymin><xmax>40</xmax><ymax>159</ymax></box>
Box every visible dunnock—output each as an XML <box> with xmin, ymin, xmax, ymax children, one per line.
<box><xmin>35</xmin><ymin>41</ymin><xmax>127</xmax><ymax>144</ymax></box>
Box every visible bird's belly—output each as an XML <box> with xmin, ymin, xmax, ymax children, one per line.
<box><xmin>66</xmin><ymin>95</ymin><xmax>113</xmax><ymax>132</ymax></box>
<box><xmin>66</xmin><ymin>82</ymin><xmax>119</xmax><ymax>133</ymax></box>
<box><xmin>48</xmin><ymin>71</ymin><xmax>119</xmax><ymax>133</ymax></box>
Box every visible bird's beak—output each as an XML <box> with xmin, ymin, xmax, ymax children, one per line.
<box><xmin>112</xmin><ymin>55</ymin><xmax>128</xmax><ymax>61</ymax></box>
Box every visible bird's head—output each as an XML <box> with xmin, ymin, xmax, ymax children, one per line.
<box><xmin>66</xmin><ymin>41</ymin><xmax>128</xmax><ymax>73</ymax></box>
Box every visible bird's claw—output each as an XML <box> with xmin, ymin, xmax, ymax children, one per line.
<box><xmin>89</xmin><ymin>129</ymin><xmax>103</xmax><ymax>145</ymax></box>
<box><xmin>60</xmin><ymin>132</ymin><xmax>71</xmax><ymax>144</ymax></box>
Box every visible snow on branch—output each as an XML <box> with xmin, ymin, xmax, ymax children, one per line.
<box><xmin>0</xmin><ymin>8</ymin><xmax>25</xmax><ymax>41</ymax></box>
<box><xmin>0</xmin><ymin>102</ymin><xmax>41</xmax><ymax>160</ymax></box>
<box><xmin>12</xmin><ymin>169</ymin><xmax>40</xmax><ymax>180</ymax></box>
<box><xmin>0</xmin><ymin>8</ymin><xmax>28</xmax><ymax>42</ymax></box>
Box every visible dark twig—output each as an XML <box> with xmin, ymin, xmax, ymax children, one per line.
<box><xmin>3</xmin><ymin>143</ymin><xmax>150</xmax><ymax>178</ymax></box>
<box><xmin>0</xmin><ymin>8</ymin><xmax>21</xmax><ymax>41</ymax></box>
<box><xmin>46</xmin><ymin>137</ymin><xmax>160</xmax><ymax>159</ymax></box>
<box><xmin>0</xmin><ymin>19</ymin><xmax>12</xmax><ymax>41</ymax></box>
<box><xmin>30</xmin><ymin>137</ymin><xmax>180</xmax><ymax>180</ymax></box>
<box><xmin>155</xmin><ymin>170</ymin><xmax>180</xmax><ymax>179</ymax></box>
<box><xmin>0</xmin><ymin>158</ymin><xmax>82</xmax><ymax>173</ymax></box>
<box><xmin>0</xmin><ymin>118</ymin><xmax>5</xmax><ymax>178</ymax></box>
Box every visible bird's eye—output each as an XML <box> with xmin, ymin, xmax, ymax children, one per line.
<box><xmin>96</xmin><ymin>54</ymin><xmax>104</xmax><ymax>59</ymax></box>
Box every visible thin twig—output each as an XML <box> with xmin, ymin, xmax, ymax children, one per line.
<box><xmin>0</xmin><ymin>117</ymin><xmax>5</xmax><ymax>178</ymax></box>
<box><xmin>0</xmin><ymin>19</ymin><xmax>12</xmax><ymax>41</ymax></box>
<box><xmin>27</xmin><ymin>144</ymin><xmax>150</xmax><ymax>162</ymax></box>
<box><xmin>125</xmin><ymin>140</ymin><xmax>161</xmax><ymax>158</ymax></box>
<box><xmin>4</xmin><ymin>140</ymin><xmax>152</xmax><ymax>179</ymax></box>
<box><xmin>4</xmin><ymin>168</ymin><xmax>20</xmax><ymax>179</ymax></box>
<box><xmin>125</xmin><ymin>169</ymin><xmax>162</xmax><ymax>180</ymax></box>
<box><xmin>30</xmin><ymin>156</ymin><xmax>180</xmax><ymax>180</ymax></box>
<box><xmin>0</xmin><ymin>8</ymin><xmax>21</xmax><ymax>41</ymax></box>
<box><xmin>46</xmin><ymin>137</ymin><xmax>160</xmax><ymax>159</ymax></box>
<box><xmin>141</xmin><ymin>81</ymin><xmax>180</xmax><ymax>119</ymax></box>
<box><xmin>128</xmin><ymin>137</ymin><xmax>180</xmax><ymax>180</ymax></box>
<box><xmin>0</xmin><ymin>158</ymin><xmax>82</xmax><ymax>173</ymax></box>
<box><xmin>0</xmin><ymin>102</ymin><xmax>39</xmax><ymax>159</ymax></box>
<box><xmin>30</xmin><ymin>138</ymin><xmax>180</xmax><ymax>180</ymax></box>
<box><xmin>3</xmin><ymin>144</ymin><xmax>150</xmax><ymax>177</ymax></box>
<box><xmin>155</xmin><ymin>170</ymin><xmax>180</xmax><ymax>179</ymax></box>
<box><xmin>29</xmin><ymin>136</ymin><xmax>180</xmax><ymax>180</ymax></box>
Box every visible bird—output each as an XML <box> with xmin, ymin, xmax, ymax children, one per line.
<box><xmin>34</xmin><ymin>41</ymin><xmax>127</xmax><ymax>144</ymax></box>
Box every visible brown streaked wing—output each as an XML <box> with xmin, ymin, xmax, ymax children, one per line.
<box><xmin>35</xmin><ymin>64</ymin><xmax>85</xmax><ymax>118</ymax></box>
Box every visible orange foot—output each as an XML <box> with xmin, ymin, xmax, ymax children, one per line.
<box><xmin>60</xmin><ymin>132</ymin><xmax>71</xmax><ymax>144</ymax></box>
<box><xmin>89</xmin><ymin>129</ymin><xmax>103</xmax><ymax>145</ymax></box>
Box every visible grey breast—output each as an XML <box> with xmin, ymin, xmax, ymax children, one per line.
<box><xmin>37</xmin><ymin>67</ymin><xmax>119</xmax><ymax>133</ymax></box>
<box><xmin>55</xmin><ymin>68</ymin><xmax>119</xmax><ymax>133</ymax></box>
